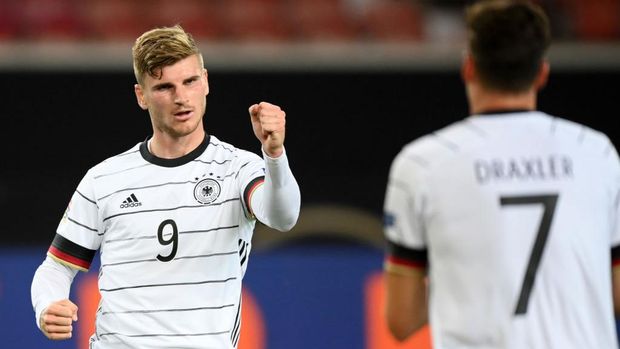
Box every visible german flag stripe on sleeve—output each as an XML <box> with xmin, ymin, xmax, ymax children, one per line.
<box><xmin>47</xmin><ymin>233</ymin><xmax>96</xmax><ymax>271</ymax></box>
<box><xmin>612</xmin><ymin>245</ymin><xmax>620</xmax><ymax>267</ymax></box>
<box><xmin>243</xmin><ymin>176</ymin><xmax>265</xmax><ymax>216</ymax></box>
<box><xmin>385</xmin><ymin>240</ymin><xmax>428</xmax><ymax>270</ymax></box>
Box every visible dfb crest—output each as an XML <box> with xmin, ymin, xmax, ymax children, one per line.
<box><xmin>194</xmin><ymin>178</ymin><xmax>221</xmax><ymax>204</ymax></box>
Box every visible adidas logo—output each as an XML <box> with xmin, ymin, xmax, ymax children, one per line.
<box><xmin>120</xmin><ymin>193</ymin><xmax>142</xmax><ymax>209</ymax></box>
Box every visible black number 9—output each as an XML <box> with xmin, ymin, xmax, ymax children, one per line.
<box><xmin>157</xmin><ymin>219</ymin><xmax>178</xmax><ymax>262</ymax></box>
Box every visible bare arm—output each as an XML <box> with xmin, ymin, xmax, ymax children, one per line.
<box><xmin>384</xmin><ymin>266</ymin><xmax>428</xmax><ymax>341</ymax></box>
<box><xmin>613</xmin><ymin>265</ymin><xmax>620</xmax><ymax>315</ymax></box>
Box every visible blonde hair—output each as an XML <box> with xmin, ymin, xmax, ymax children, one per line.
<box><xmin>132</xmin><ymin>24</ymin><xmax>203</xmax><ymax>84</ymax></box>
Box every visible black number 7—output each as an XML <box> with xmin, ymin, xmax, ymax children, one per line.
<box><xmin>500</xmin><ymin>194</ymin><xmax>558</xmax><ymax>315</ymax></box>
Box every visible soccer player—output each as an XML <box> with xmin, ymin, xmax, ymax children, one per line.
<box><xmin>382</xmin><ymin>1</ymin><xmax>620</xmax><ymax>348</ymax></box>
<box><xmin>31</xmin><ymin>25</ymin><xmax>300</xmax><ymax>348</ymax></box>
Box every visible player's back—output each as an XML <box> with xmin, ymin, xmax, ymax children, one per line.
<box><xmin>401</xmin><ymin>111</ymin><xmax>619</xmax><ymax>348</ymax></box>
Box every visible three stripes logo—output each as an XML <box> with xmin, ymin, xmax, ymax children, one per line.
<box><xmin>120</xmin><ymin>193</ymin><xmax>142</xmax><ymax>209</ymax></box>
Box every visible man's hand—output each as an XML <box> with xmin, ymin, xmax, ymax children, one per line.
<box><xmin>40</xmin><ymin>299</ymin><xmax>78</xmax><ymax>340</ymax></box>
<box><xmin>249</xmin><ymin>102</ymin><xmax>286</xmax><ymax>158</ymax></box>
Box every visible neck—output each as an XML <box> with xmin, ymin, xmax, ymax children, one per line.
<box><xmin>149</xmin><ymin>129</ymin><xmax>206</xmax><ymax>159</ymax></box>
<box><xmin>467</xmin><ymin>84</ymin><xmax>537</xmax><ymax>115</ymax></box>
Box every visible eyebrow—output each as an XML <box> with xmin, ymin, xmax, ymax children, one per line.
<box><xmin>150</xmin><ymin>75</ymin><xmax>201</xmax><ymax>91</ymax></box>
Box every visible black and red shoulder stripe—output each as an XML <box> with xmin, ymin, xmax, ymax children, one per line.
<box><xmin>385</xmin><ymin>240</ymin><xmax>428</xmax><ymax>269</ymax></box>
<box><xmin>47</xmin><ymin>234</ymin><xmax>96</xmax><ymax>271</ymax></box>
<box><xmin>612</xmin><ymin>245</ymin><xmax>620</xmax><ymax>267</ymax></box>
<box><xmin>243</xmin><ymin>176</ymin><xmax>265</xmax><ymax>216</ymax></box>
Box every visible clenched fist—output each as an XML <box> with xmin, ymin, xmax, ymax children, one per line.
<box><xmin>40</xmin><ymin>299</ymin><xmax>78</xmax><ymax>340</ymax></box>
<box><xmin>249</xmin><ymin>102</ymin><xmax>286</xmax><ymax>157</ymax></box>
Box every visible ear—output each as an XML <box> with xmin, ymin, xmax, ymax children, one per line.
<box><xmin>203</xmin><ymin>68</ymin><xmax>209</xmax><ymax>96</ymax></box>
<box><xmin>461</xmin><ymin>53</ymin><xmax>476</xmax><ymax>84</ymax></box>
<box><xmin>534</xmin><ymin>60</ymin><xmax>550</xmax><ymax>91</ymax></box>
<box><xmin>134</xmin><ymin>83</ymin><xmax>148</xmax><ymax>110</ymax></box>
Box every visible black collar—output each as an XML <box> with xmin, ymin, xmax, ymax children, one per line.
<box><xmin>475</xmin><ymin>109</ymin><xmax>533</xmax><ymax>117</ymax></box>
<box><xmin>140</xmin><ymin>134</ymin><xmax>210</xmax><ymax>167</ymax></box>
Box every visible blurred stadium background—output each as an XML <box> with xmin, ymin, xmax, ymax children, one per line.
<box><xmin>0</xmin><ymin>0</ymin><xmax>619</xmax><ymax>348</ymax></box>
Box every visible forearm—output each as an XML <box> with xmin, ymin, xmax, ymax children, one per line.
<box><xmin>31</xmin><ymin>256</ymin><xmax>78</xmax><ymax>329</ymax></box>
<box><xmin>613</xmin><ymin>266</ymin><xmax>620</xmax><ymax>315</ymax></box>
<box><xmin>251</xmin><ymin>148</ymin><xmax>301</xmax><ymax>231</ymax></box>
<box><xmin>385</xmin><ymin>267</ymin><xmax>428</xmax><ymax>341</ymax></box>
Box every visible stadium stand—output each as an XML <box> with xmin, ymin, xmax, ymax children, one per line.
<box><xmin>0</xmin><ymin>0</ymin><xmax>616</xmax><ymax>43</ymax></box>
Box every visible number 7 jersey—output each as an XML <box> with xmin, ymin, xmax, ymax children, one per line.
<box><xmin>383</xmin><ymin>111</ymin><xmax>620</xmax><ymax>349</ymax></box>
<box><xmin>48</xmin><ymin>135</ymin><xmax>264</xmax><ymax>349</ymax></box>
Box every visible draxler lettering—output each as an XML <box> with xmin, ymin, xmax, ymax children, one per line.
<box><xmin>474</xmin><ymin>155</ymin><xmax>573</xmax><ymax>184</ymax></box>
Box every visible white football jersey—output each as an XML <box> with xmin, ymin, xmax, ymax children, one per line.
<box><xmin>48</xmin><ymin>135</ymin><xmax>264</xmax><ymax>349</ymax></box>
<box><xmin>384</xmin><ymin>111</ymin><xmax>620</xmax><ymax>349</ymax></box>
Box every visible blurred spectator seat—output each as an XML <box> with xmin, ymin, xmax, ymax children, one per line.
<box><xmin>0</xmin><ymin>2</ymin><xmax>19</xmax><ymax>40</ymax></box>
<box><xmin>2</xmin><ymin>0</ymin><xmax>619</xmax><ymax>43</ymax></box>
<box><xmin>287</xmin><ymin>0</ymin><xmax>360</xmax><ymax>41</ymax></box>
<box><xmin>16</xmin><ymin>0</ymin><xmax>84</xmax><ymax>40</ymax></box>
<box><xmin>223</xmin><ymin>0</ymin><xmax>292</xmax><ymax>42</ymax></box>
<box><xmin>362</xmin><ymin>0</ymin><xmax>424</xmax><ymax>41</ymax></box>
<box><xmin>566</xmin><ymin>0</ymin><xmax>620</xmax><ymax>40</ymax></box>
<box><xmin>78</xmin><ymin>0</ymin><xmax>151</xmax><ymax>41</ymax></box>
<box><xmin>147</xmin><ymin>0</ymin><xmax>225</xmax><ymax>40</ymax></box>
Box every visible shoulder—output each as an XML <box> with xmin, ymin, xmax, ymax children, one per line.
<box><xmin>548</xmin><ymin>115</ymin><xmax>620</xmax><ymax>183</ymax></box>
<box><xmin>547</xmin><ymin>113</ymin><xmax>616</xmax><ymax>155</ymax></box>
<box><xmin>395</xmin><ymin>120</ymin><xmax>482</xmax><ymax>170</ymax></box>
<box><xmin>86</xmin><ymin>142</ymin><xmax>144</xmax><ymax>178</ymax></box>
<box><xmin>208</xmin><ymin>135</ymin><xmax>262</xmax><ymax>162</ymax></box>
<box><xmin>207</xmin><ymin>135</ymin><xmax>238</xmax><ymax>155</ymax></box>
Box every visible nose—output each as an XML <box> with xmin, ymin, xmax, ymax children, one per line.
<box><xmin>173</xmin><ymin>86</ymin><xmax>189</xmax><ymax>105</ymax></box>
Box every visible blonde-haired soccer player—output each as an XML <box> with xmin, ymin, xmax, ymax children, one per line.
<box><xmin>32</xmin><ymin>25</ymin><xmax>300</xmax><ymax>348</ymax></box>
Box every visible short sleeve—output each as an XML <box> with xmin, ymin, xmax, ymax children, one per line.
<box><xmin>606</xmin><ymin>140</ymin><xmax>620</xmax><ymax>263</ymax></box>
<box><xmin>236</xmin><ymin>150</ymin><xmax>266</xmax><ymax>218</ymax></box>
<box><xmin>383</xmin><ymin>150</ymin><xmax>429</xmax><ymax>270</ymax></box>
<box><xmin>48</xmin><ymin>170</ymin><xmax>102</xmax><ymax>271</ymax></box>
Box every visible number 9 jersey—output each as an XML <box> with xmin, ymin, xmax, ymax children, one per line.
<box><xmin>383</xmin><ymin>111</ymin><xmax>620</xmax><ymax>349</ymax></box>
<box><xmin>48</xmin><ymin>135</ymin><xmax>264</xmax><ymax>349</ymax></box>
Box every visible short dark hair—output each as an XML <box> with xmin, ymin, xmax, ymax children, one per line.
<box><xmin>466</xmin><ymin>0</ymin><xmax>551</xmax><ymax>92</ymax></box>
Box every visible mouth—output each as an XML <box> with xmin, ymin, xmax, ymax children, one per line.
<box><xmin>173</xmin><ymin>110</ymin><xmax>193</xmax><ymax>120</ymax></box>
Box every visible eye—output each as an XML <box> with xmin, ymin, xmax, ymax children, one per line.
<box><xmin>185</xmin><ymin>77</ymin><xmax>199</xmax><ymax>85</ymax></box>
<box><xmin>153</xmin><ymin>83</ymin><xmax>172</xmax><ymax>92</ymax></box>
